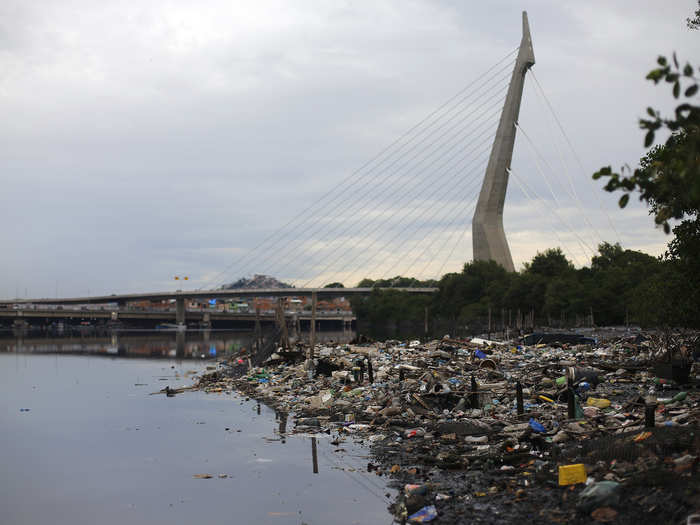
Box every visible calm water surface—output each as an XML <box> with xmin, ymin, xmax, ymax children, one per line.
<box><xmin>0</xmin><ymin>333</ymin><xmax>393</xmax><ymax>525</ymax></box>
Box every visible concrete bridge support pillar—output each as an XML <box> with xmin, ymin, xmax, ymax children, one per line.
<box><xmin>176</xmin><ymin>330</ymin><xmax>185</xmax><ymax>357</ymax></box>
<box><xmin>176</xmin><ymin>297</ymin><xmax>185</xmax><ymax>326</ymax></box>
<box><xmin>472</xmin><ymin>12</ymin><xmax>535</xmax><ymax>272</ymax></box>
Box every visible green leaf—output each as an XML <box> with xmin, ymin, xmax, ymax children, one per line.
<box><xmin>646</xmin><ymin>69</ymin><xmax>663</xmax><ymax>82</ymax></box>
<box><xmin>673</xmin><ymin>81</ymin><xmax>680</xmax><ymax>98</ymax></box>
<box><xmin>646</xmin><ymin>107</ymin><xmax>656</xmax><ymax>117</ymax></box>
<box><xmin>657</xmin><ymin>56</ymin><xmax>667</xmax><ymax>66</ymax></box>
<box><xmin>618</xmin><ymin>194</ymin><xmax>629</xmax><ymax>208</ymax></box>
<box><xmin>673</xmin><ymin>53</ymin><xmax>678</xmax><ymax>68</ymax></box>
<box><xmin>644</xmin><ymin>130</ymin><xmax>654</xmax><ymax>148</ymax></box>
<box><xmin>684</xmin><ymin>63</ymin><xmax>693</xmax><ymax>76</ymax></box>
<box><xmin>685</xmin><ymin>84</ymin><xmax>698</xmax><ymax>97</ymax></box>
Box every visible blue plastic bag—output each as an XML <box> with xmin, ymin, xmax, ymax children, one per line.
<box><xmin>408</xmin><ymin>505</ymin><xmax>438</xmax><ymax>523</ymax></box>
<box><xmin>529</xmin><ymin>418</ymin><xmax>545</xmax><ymax>433</ymax></box>
<box><xmin>475</xmin><ymin>350</ymin><xmax>487</xmax><ymax>359</ymax></box>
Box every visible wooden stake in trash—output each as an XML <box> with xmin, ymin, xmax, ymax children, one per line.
<box><xmin>399</xmin><ymin>367</ymin><xmax>405</xmax><ymax>383</ymax></box>
<box><xmin>310</xmin><ymin>291</ymin><xmax>317</xmax><ymax>358</ymax></box>
<box><xmin>567</xmin><ymin>368</ymin><xmax>576</xmax><ymax>419</ymax></box>
<box><xmin>311</xmin><ymin>437</ymin><xmax>319</xmax><ymax>474</ymax></box>
<box><xmin>645</xmin><ymin>401</ymin><xmax>656</xmax><ymax>428</ymax></box>
<box><xmin>254</xmin><ymin>309</ymin><xmax>262</xmax><ymax>356</ymax></box>
<box><xmin>276</xmin><ymin>298</ymin><xmax>289</xmax><ymax>350</ymax></box>
<box><xmin>424</xmin><ymin>306</ymin><xmax>429</xmax><ymax>338</ymax></box>
<box><xmin>516</xmin><ymin>381</ymin><xmax>524</xmax><ymax>415</ymax></box>
<box><xmin>488</xmin><ymin>307</ymin><xmax>492</xmax><ymax>338</ymax></box>
<box><xmin>470</xmin><ymin>375</ymin><xmax>479</xmax><ymax>408</ymax></box>
<box><xmin>367</xmin><ymin>359</ymin><xmax>374</xmax><ymax>383</ymax></box>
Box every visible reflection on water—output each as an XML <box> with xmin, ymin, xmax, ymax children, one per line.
<box><xmin>0</xmin><ymin>329</ymin><xmax>356</xmax><ymax>359</ymax></box>
<box><xmin>0</xmin><ymin>353</ymin><xmax>393</xmax><ymax>525</ymax></box>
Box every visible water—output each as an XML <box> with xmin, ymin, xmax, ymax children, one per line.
<box><xmin>0</xmin><ymin>333</ymin><xmax>393</xmax><ymax>525</ymax></box>
<box><xmin>0</xmin><ymin>328</ymin><xmax>355</xmax><ymax>358</ymax></box>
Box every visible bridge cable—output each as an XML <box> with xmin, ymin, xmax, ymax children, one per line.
<box><xmin>529</xmin><ymin>71</ymin><xmax>623</xmax><ymax>245</ymax></box>
<box><xmin>508</xmin><ymin>168</ymin><xmax>585</xmax><ymax>266</ymax></box>
<box><xmin>341</xmin><ymin>154</ymin><xmax>489</xmax><ymax>286</ymax></box>
<box><xmin>525</xmin><ymin>75</ymin><xmax>605</xmax><ymax>251</ymax></box>
<box><xmin>319</xmin><ymin>141</ymin><xmax>493</xmax><ymax>287</ymax></box>
<box><xmin>288</xmin><ymin>111</ymin><xmax>504</xmax><ymax>285</ymax></box>
<box><xmin>226</xmin><ymin>77</ymin><xmax>513</xmax><ymax>286</ymax></box>
<box><xmin>297</xmin><ymin>138</ymin><xmax>492</xmax><ymax>287</ymax></box>
<box><xmin>514</xmin><ymin>122</ymin><xmax>596</xmax><ymax>259</ymax></box>
<box><xmin>298</xmin><ymin>130</ymin><xmax>497</xmax><ymax>287</ymax></box>
<box><xmin>261</xmin><ymin>87</ymin><xmax>510</xmax><ymax>285</ymax></box>
<box><xmin>382</xmin><ymin>166</ymin><xmax>486</xmax><ymax>281</ymax></box>
<box><xmin>200</xmin><ymin>47</ymin><xmax>519</xmax><ymax>289</ymax></box>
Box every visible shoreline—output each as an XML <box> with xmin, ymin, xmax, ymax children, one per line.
<box><xmin>195</xmin><ymin>333</ymin><xmax>699</xmax><ymax>524</ymax></box>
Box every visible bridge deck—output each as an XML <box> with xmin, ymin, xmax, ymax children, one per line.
<box><xmin>2</xmin><ymin>287</ymin><xmax>438</xmax><ymax>305</ymax></box>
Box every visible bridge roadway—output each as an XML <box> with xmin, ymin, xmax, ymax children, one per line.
<box><xmin>1</xmin><ymin>287</ymin><xmax>435</xmax><ymax>327</ymax></box>
<box><xmin>0</xmin><ymin>308</ymin><xmax>355</xmax><ymax>326</ymax></box>
<box><xmin>0</xmin><ymin>287</ymin><xmax>438</xmax><ymax>306</ymax></box>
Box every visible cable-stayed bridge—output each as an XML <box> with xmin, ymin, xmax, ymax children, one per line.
<box><xmin>4</xmin><ymin>12</ymin><xmax>620</xmax><ymax>318</ymax></box>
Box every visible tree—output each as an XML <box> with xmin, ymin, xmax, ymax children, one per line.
<box><xmin>593</xmin><ymin>56</ymin><xmax>699</xmax><ymax>233</ymax></box>
<box><xmin>524</xmin><ymin>248</ymin><xmax>573</xmax><ymax>278</ymax></box>
<box><xmin>688</xmin><ymin>1</ymin><xmax>700</xmax><ymax>30</ymax></box>
<box><xmin>592</xmin><ymin>44</ymin><xmax>699</xmax><ymax>328</ymax></box>
<box><xmin>323</xmin><ymin>282</ymin><xmax>344</xmax><ymax>288</ymax></box>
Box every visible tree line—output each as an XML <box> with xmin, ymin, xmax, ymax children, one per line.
<box><xmin>350</xmin><ymin>5</ymin><xmax>700</xmax><ymax>339</ymax></box>
<box><xmin>348</xmin><ymin>240</ymin><xmax>698</xmax><ymax>339</ymax></box>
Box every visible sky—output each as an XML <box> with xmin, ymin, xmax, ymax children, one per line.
<box><xmin>1</xmin><ymin>0</ymin><xmax>698</xmax><ymax>298</ymax></box>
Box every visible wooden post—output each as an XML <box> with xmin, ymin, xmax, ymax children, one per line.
<box><xmin>470</xmin><ymin>375</ymin><xmax>479</xmax><ymax>408</ymax></box>
<box><xmin>277</xmin><ymin>298</ymin><xmax>289</xmax><ymax>350</ymax></box>
<box><xmin>645</xmin><ymin>401</ymin><xmax>656</xmax><ymax>428</ymax></box>
<box><xmin>254</xmin><ymin>309</ymin><xmax>262</xmax><ymax>356</ymax></box>
<box><xmin>567</xmin><ymin>367</ymin><xmax>576</xmax><ymax>419</ymax></box>
<box><xmin>311</xmin><ymin>437</ymin><xmax>319</xmax><ymax>474</ymax></box>
<box><xmin>424</xmin><ymin>306</ymin><xmax>429</xmax><ymax>339</ymax></box>
<box><xmin>367</xmin><ymin>359</ymin><xmax>374</xmax><ymax>383</ymax></box>
<box><xmin>488</xmin><ymin>306</ymin><xmax>492</xmax><ymax>338</ymax></box>
<box><xmin>516</xmin><ymin>381</ymin><xmax>524</xmax><ymax>415</ymax></box>
<box><xmin>310</xmin><ymin>291</ymin><xmax>317</xmax><ymax>358</ymax></box>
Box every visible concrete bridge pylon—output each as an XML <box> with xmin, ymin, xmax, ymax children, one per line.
<box><xmin>472</xmin><ymin>11</ymin><xmax>535</xmax><ymax>272</ymax></box>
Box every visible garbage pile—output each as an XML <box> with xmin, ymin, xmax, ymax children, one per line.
<box><xmin>197</xmin><ymin>331</ymin><xmax>700</xmax><ymax>524</ymax></box>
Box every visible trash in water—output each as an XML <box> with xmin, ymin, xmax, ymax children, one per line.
<box><xmin>558</xmin><ymin>463</ymin><xmax>586</xmax><ymax>486</ymax></box>
<box><xmin>529</xmin><ymin>418</ymin><xmax>546</xmax><ymax>433</ymax></box>
<box><xmin>577</xmin><ymin>481</ymin><xmax>621</xmax><ymax>511</ymax></box>
<box><xmin>585</xmin><ymin>397</ymin><xmax>611</xmax><ymax>409</ymax></box>
<box><xmin>407</xmin><ymin>505</ymin><xmax>438</xmax><ymax>523</ymax></box>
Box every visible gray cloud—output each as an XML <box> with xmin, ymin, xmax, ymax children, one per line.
<box><xmin>1</xmin><ymin>0</ymin><xmax>698</xmax><ymax>297</ymax></box>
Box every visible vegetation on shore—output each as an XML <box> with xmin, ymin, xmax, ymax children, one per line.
<box><xmin>350</xmin><ymin>25</ymin><xmax>700</xmax><ymax>338</ymax></box>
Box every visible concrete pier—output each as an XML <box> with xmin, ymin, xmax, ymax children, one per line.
<box><xmin>175</xmin><ymin>297</ymin><xmax>185</xmax><ymax>326</ymax></box>
<box><xmin>472</xmin><ymin>12</ymin><xmax>535</xmax><ymax>272</ymax></box>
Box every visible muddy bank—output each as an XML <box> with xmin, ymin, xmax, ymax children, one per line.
<box><xmin>195</xmin><ymin>331</ymin><xmax>700</xmax><ymax>523</ymax></box>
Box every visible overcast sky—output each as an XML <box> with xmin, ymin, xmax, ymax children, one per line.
<box><xmin>1</xmin><ymin>0</ymin><xmax>698</xmax><ymax>298</ymax></box>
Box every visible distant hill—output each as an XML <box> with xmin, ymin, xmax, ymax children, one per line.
<box><xmin>222</xmin><ymin>274</ymin><xmax>293</xmax><ymax>290</ymax></box>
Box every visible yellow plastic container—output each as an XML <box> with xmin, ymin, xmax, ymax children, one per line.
<box><xmin>585</xmin><ymin>397</ymin><xmax>611</xmax><ymax>409</ymax></box>
<box><xmin>558</xmin><ymin>463</ymin><xmax>586</xmax><ymax>486</ymax></box>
